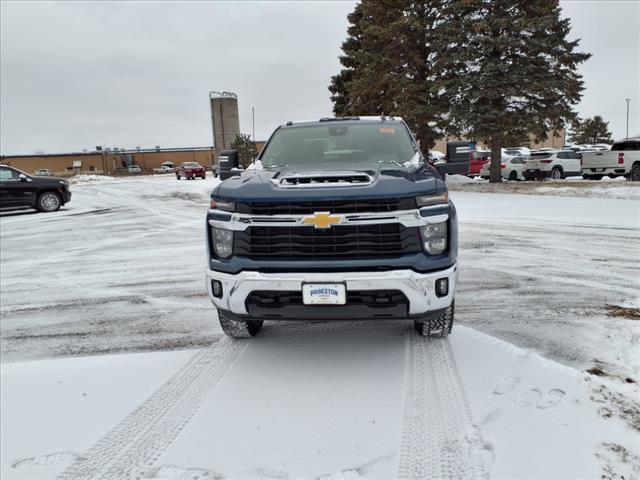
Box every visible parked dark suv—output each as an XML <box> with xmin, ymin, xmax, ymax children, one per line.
<box><xmin>0</xmin><ymin>165</ymin><xmax>71</xmax><ymax>212</ymax></box>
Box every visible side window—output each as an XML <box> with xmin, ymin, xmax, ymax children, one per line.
<box><xmin>612</xmin><ymin>142</ymin><xmax>633</xmax><ymax>151</ymax></box>
<box><xmin>0</xmin><ymin>167</ymin><xmax>19</xmax><ymax>181</ymax></box>
<box><xmin>557</xmin><ymin>152</ymin><xmax>566</xmax><ymax>159</ymax></box>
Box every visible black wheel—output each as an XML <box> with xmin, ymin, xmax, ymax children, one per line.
<box><xmin>550</xmin><ymin>167</ymin><xmax>562</xmax><ymax>180</ymax></box>
<box><xmin>36</xmin><ymin>191</ymin><xmax>61</xmax><ymax>212</ymax></box>
<box><xmin>176</xmin><ymin>174</ymin><xmax>180</xmax><ymax>180</ymax></box>
<box><xmin>414</xmin><ymin>302</ymin><xmax>454</xmax><ymax>338</ymax></box>
<box><xmin>508</xmin><ymin>171</ymin><xmax>518</xmax><ymax>181</ymax></box>
<box><xmin>218</xmin><ymin>310</ymin><xmax>263</xmax><ymax>338</ymax></box>
<box><xmin>629</xmin><ymin>163</ymin><xmax>640</xmax><ymax>181</ymax></box>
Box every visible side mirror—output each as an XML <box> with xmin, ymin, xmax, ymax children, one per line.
<box><xmin>219</xmin><ymin>150</ymin><xmax>239</xmax><ymax>181</ymax></box>
<box><xmin>433</xmin><ymin>161</ymin><xmax>460</xmax><ymax>178</ymax></box>
<box><xmin>18</xmin><ymin>173</ymin><xmax>28</xmax><ymax>182</ymax></box>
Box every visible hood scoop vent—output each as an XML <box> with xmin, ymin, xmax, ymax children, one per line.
<box><xmin>278</xmin><ymin>173</ymin><xmax>372</xmax><ymax>188</ymax></box>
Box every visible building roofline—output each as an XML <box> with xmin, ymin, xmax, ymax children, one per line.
<box><xmin>0</xmin><ymin>142</ymin><xmax>268</xmax><ymax>159</ymax></box>
<box><xmin>0</xmin><ymin>146</ymin><xmax>218</xmax><ymax>158</ymax></box>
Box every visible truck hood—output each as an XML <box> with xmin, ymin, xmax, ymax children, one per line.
<box><xmin>30</xmin><ymin>176</ymin><xmax>68</xmax><ymax>185</ymax></box>
<box><xmin>211</xmin><ymin>164</ymin><xmax>445</xmax><ymax>202</ymax></box>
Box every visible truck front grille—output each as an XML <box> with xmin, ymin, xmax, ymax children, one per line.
<box><xmin>235</xmin><ymin>197</ymin><xmax>417</xmax><ymax>215</ymax></box>
<box><xmin>233</xmin><ymin>224</ymin><xmax>422</xmax><ymax>260</ymax></box>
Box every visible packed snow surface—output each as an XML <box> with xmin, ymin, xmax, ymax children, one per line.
<box><xmin>1</xmin><ymin>175</ymin><xmax>639</xmax><ymax>479</ymax></box>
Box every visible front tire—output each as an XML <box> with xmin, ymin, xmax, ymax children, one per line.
<box><xmin>36</xmin><ymin>191</ymin><xmax>61</xmax><ymax>212</ymax></box>
<box><xmin>414</xmin><ymin>302</ymin><xmax>454</xmax><ymax>338</ymax></box>
<box><xmin>218</xmin><ymin>310</ymin><xmax>263</xmax><ymax>338</ymax></box>
<box><xmin>176</xmin><ymin>174</ymin><xmax>180</xmax><ymax>180</ymax></box>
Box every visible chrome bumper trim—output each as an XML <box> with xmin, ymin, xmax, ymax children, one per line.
<box><xmin>207</xmin><ymin>207</ymin><xmax>449</xmax><ymax>231</ymax></box>
<box><xmin>206</xmin><ymin>263</ymin><xmax>457</xmax><ymax>316</ymax></box>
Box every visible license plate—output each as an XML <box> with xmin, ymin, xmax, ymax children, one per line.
<box><xmin>302</xmin><ymin>283</ymin><xmax>346</xmax><ymax>305</ymax></box>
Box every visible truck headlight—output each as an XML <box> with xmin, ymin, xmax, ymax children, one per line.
<box><xmin>211</xmin><ymin>227</ymin><xmax>233</xmax><ymax>258</ymax></box>
<box><xmin>416</xmin><ymin>192</ymin><xmax>448</xmax><ymax>207</ymax></box>
<box><xmin>420</xmin><ymin>221</ymin><xmax>448</xmax><ymax>255</ymax></box>
<box><xmin>210</xmin><ymin>198</ymin><xmax>235</xmax><ymax>212</ymax></box>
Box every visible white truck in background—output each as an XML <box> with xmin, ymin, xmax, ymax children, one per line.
<box><xmin>581</xmin><ymin>138</ymin><xmax>640</xmax><ymax>181</ymax></box>
<box><xmin>153</xmin><ymin>162</ymin><xmax>175</xmax><ymax>174</ymax></box>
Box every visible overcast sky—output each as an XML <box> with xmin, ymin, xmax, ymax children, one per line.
<box><xmin>1</xmin><ymin>0</ymin><xmax>638</xmax><ymax>155</ymax></box>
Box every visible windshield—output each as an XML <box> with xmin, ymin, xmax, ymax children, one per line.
<box><xmin>182</xmin><ymin>162</ymin><xmax>200</xmax><ymax>167</ymax></box>
<box><xmin>260</xmin><ymin>123</ymin><xmax>418</xmax><ymax>170</ymax></box>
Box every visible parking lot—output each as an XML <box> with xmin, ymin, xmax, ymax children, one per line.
<box><xmin>1</xmin><ymin>175</ymin><xmax>639</xmax><ymax>479</ymax></box>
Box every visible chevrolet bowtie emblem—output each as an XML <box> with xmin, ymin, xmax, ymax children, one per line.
<box><xmin>303</xmin><ymin>212</ymin><xmax>343</xmax><ymax>229</ymax></box>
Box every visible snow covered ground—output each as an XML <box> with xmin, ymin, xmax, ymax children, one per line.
<box><xmin>1</xmin><ymin>175</ymin><xmax>639</xmax><ymax>479</ymax></box>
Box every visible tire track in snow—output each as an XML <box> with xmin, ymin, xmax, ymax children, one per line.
<box><xmin>58</xmin><ymin>337</ymin><xmax>248</xmax><ymax>480</ymax></box>
<box><xmin>397</xmin><ymin>332</ymin><xmax>492</xmax><ymax>479</ymax></box>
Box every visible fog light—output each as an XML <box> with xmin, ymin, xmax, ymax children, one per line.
<box><xmin>212</xmin><ymin>280</ymin><xmax>223</xmax><ymax>298</ymax></box>
<box><xmin>435</xmin><ymin>278</ymin><xmax>449</xmax><ymax>297</ymax></box>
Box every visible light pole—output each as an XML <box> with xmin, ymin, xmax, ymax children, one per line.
<box><xmin>252</xmin><ymin>106</ymin><xmax>256</xmax><ymax>160</ymax></box>
<box><xmin>626</xmin><ymin>98</ymin><xmax>631</xmax><ymax>139</ymax></box>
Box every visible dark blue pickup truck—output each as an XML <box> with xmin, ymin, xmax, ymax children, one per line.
<box><xmin>206</xmin><ymin>117</ymin><xmax>458</xmax><ymax>338</ymax></box>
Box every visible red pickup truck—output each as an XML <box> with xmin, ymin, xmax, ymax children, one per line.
<box><xmin>176</xmin><ymin>162</ymin><xmax>206</xmax><ymax>180</ymax></box>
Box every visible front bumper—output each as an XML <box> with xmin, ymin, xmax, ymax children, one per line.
<box><xmin>523</xmin><ymin>169</ymin><xmax>550</xmax><ymax>180</ymax></box>
<box><xmin>583</xmin><ymin>167</ymin><xmax>626</xmax><ymax>176</ymax></box>
<box><xmin>206</xmin><ymin>263</ymin><xmax>457</xmax><ymax>318</ymax></box>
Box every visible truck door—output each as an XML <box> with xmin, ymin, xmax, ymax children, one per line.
<box><xmin>0</xmin><ymin>167</ymin><xmax>34</xmax><ymax>207</ymax></box>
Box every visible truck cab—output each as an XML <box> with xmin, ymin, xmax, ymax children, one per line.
<box><xmin>205</xmin><ymin>117</ymin><xmax>458</xmax><ymax>338</ymax></box>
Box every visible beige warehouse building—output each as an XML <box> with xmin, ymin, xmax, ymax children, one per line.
<box><xmin>0</xmin><ymin>143</ymin><xmax>266</xmax><ymax>176</ymax></box>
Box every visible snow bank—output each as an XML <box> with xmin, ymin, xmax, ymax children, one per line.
<box><xmin>69</xmin><ymin>175</ymin><xmax>119</xmax><ymax>185</ymax></box>
<box><xmin>446</xmin><ymin>174</ymin><xmax>477</xmax><ymax>184</ymax></box>
<box><xmin>534</xmin><ymin>185</ymin><xmax>640</xmax><ymax>200</ymax></box>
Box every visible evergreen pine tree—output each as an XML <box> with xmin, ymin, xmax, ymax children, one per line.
<box><xmin>328</xmin><ymin>0</ymin><xmax>459</xmax><ymax>152</ymax></box>
<box><xmin>230</xmin><ymin>134</ymin><xmax>256</xmax><ymax>169</ymax></box>
<box><xmin>447</xmin><ymin>0</ymin><xmax>591</xmax><ymax>182</ymax></box>
<box><xmin>568</xmin><ymin>115</ymin><xmax>613</xmax><ymax>144</ymax></box>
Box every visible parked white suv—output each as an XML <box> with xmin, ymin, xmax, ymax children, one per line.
<box><xmin>523</xmin><ymin>150</ymin><xmax>581</xmax><ymax>180</ymax></box>
<box><xmin>480</xmin><ymin>156</ymin><xmax>527</xmax><ymax>180</ymax></box>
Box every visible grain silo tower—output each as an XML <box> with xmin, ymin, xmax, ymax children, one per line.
<box><xmin>209</xmin><ymin>91</ymin><xmax>240</xmax><ymax>153</ymax></box>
